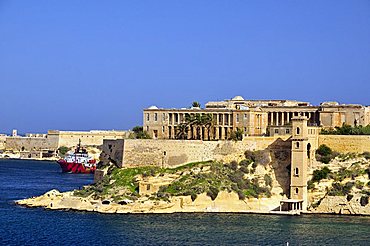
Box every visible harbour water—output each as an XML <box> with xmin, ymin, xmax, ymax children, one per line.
<box><xmin>0</xmin><ymin>159</ymin><xmax>369</xmax><ymax>245</ymax></box>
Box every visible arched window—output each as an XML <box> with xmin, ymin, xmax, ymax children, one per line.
<box><xmin>295</xmin><ymin>142</ymin><xmax>300</xmax><ymax>149</ymax></box>
<box><xmin>295</xmin><ymin>188</ymin><xmax>299</xmax><ymax>194</ymax></box>
<box><xmin>296</xmin><ymin>127</ymin><xmax>300</xmax><ymax>135</ymax></box>
<box><xmin>307</xmin><ymin>143</ymin><xmax>311</xmax><ymax>159</ymax></box>
<box><xmin>294</xmin><ymin>167</ymin><xmax>299</xmax><ymax>176</ymax></box>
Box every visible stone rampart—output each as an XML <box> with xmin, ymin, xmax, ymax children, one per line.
<box><xmin>318</xmin><ymin>135</ymin><xmax>370</xmax><ymax>153</ymax></box>
<box><xmin>0</xmin><ymin>135</ymin><xmax>6</xmax><ymax>150</ymax></box>
<box><xmin>5</xmin><ymin>137</ymin><xmax>58</xmax><ymax>151</ymax></box>
<box><xmin>50</xmin><ymin>130</ymin><xmax>130</xmax><ymax>148</ymax></box>
<box><xmin>104</xmin><ymin>136</ymin><xmax>292</xmax><ymax>168</ymax></box>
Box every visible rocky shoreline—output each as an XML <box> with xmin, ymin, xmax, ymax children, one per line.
<box><xmin>16</xmin><ymin>189</ymin><xmax>286</xmax><ymax>214</ymax></box>
<box><xmin>16</xmin><ymin>188</ymin><xmax>370</xmax><ymax>216</ymax></box>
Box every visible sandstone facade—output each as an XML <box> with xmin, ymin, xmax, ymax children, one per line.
<box><xmin>143</xmin><ymin>96</ymin><xmax>370</xmax><ymax>140</ymax></box>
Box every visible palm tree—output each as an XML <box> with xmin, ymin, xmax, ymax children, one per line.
<box><xmin>192</xmin><ymin>101</ymin><xmax>201</xmax><ymax>108</ymax></box>
<box><xmin>175</xmin><ymin>123</ymin><xmax>188</xmax><ymax>140</ymax></box>
<box><xmin>178</xmin><ymin>113</ymin><xmax>214</xmax><ymax>140</ymax></box>
<box><xmin>201</xmin><ymin>114</ymin><xmax>214</xmax><ymax>140</ymax></box>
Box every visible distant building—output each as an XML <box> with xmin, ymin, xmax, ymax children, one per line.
<box><xmin>143</xmin><ymin>96</ymin><xmax>370</xmax><ymax>140</ymax></box>
<box><xmin>2</xmin><ymin>130</ymin><xmax>131</xmax><ymax>159</ymax></box>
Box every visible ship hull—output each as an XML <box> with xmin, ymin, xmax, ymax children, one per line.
<box><xmin>57</xmin><ymin>160</ymin><xmax>96</xmax><ymax>174</ymax></box>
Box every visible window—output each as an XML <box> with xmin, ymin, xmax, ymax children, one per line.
<box><xmin>295</xmin><ymin>188</ymin><xmax>299</xmax><ymax>194</ymax></box>
<box><xmin>294</xmin><ymin>167</ymin><xmax>299</xmax><ymax>176</ymax></box>
<box><xmin>162</xmin><ymin>126</ymin><xmax>165</xmax><ymax>133</ymax></box>
<box><xmin>296</xmin><ymin>127</ymin><xmax>300</xmax><ymax>135</ymax></box>
<box><xmin>162</xmin><ymin>113</ymin><xmax>166</xmax><ymax>121</ymax></box>
<box><xmin>146</xmin><ymin>126</ymin><xmax>149</xmax><ymax>132</ymax></box>
<box><xmin>295</xmin><ymin>142</ymin><xmax>300</xmax><ymax>149</ymax></box>
<box><xmin>244</xmin><ymin>114</ymin><xmax>247</xmax><ymax>119</ymax></box>
<box><xmin>146</xmin><ymin>113</ymin><xmax>150</xmax><ymax>121</ymax></box>
<box><xmin>236</xmin><ymin>114</ymin><xmax>239</xmax><ymax>123</ymax></box>
<box><xmin>154</xmin><ymin>113</ymin><xmax>158</xmax><ymax>121</ymax></box>
<box><xmin>274</xmin><ymin>129</ymin><xmax>279</xmax><ymax>134</ymax></box>
<box><xmin>147</xmin><ymin>184</ymin><xmax>151</xmax><ymax>191</ymax></box>
<box><xmin>285</xmin><ymin>129</ymin><xmax>290</xmax><ymax>134</ymax></box>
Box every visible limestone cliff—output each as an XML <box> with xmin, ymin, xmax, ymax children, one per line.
<box><xmin>307</xmin><ymin>153</ymin><xmax>370</xmax><ymax>215</ymax></box>
<box><xmin>17</xmin><ymin>149</ymin><xmax>292</xmax><ymax>214</ymax></box>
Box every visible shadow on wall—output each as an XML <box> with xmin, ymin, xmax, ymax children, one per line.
<box><xmin>267</xmin><ymin>137</ymin><xmax>292</xmax><ymax>197</ymax></box>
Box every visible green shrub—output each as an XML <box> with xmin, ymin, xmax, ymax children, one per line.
<box><xmin>264</xmin><ymin>174</ymin><xmax>273</xmax><ymax>187</ymax></box>
<box><xmin>312</xmin><ymin>167</ymin><xmax>331</xmax><ymax>183</ymax></box>
<box><xmin>58</xmin><ymin>146</ymin><xmax>70</xmax><ymax>157</ymax></box>
<box><xmin>230</xmin><ymin>161</ymin><xmax>238</xmax><ymax>171</ymax></box>
<box><xmin>321</xmin><ymin>124</ymin><xmax>370</xmax><ymax>135</ymax></box>
<box><xmin>307</xmin><ymin>180</ymin><xmax>315</xmax><ymax>190</ymax></box>
<box><xmin>363</xmin><ymin>152</ymin><xmax>370</xmax><ymax>160</ymax></box>
<box><xmin>360</xmin><ymin>196</ymin><xmax>369</xmax><ymax>206</ymax></box>
<box><xmin>346</xmin><ymin>194</ymin><xmax>353</xmax><ymax>201</ymax></box>
<box><xmin>207</xmin><ymin>186</ymin><xmax>219</xmax><ymax>200</ymax></box>
<box><xmin>132</xmin><ymin>126</ymin><xmax>151</xmax><ymax>139</ymax></box>
<box><xmin>229</xmin><ymin>128</ymin><xmax>244</xmax><ymax>141</ymax></box>
<box><xmin>244</xmin><ymin>150</ymin><xmax>256</xmax><ymax>162</ymax></box>
<box><xmin>355</xmin><ymin>181</ymin><xmax>364</xmax><ymax>189</ymax></box>
<box><xmin>237</xmin><ymin>190</ymin><xmax>245</xmax><ymax>200</ymax></box>
<box><xmin>316</xmin><ymin>144</ymin><xmax>332</xmax><ymax>156</ymax></box>
<box><xmin>239</xmin><ymin>166</ymin><xmax>249</xmax><ymax>174</ymax></box>
<box><xmin>191</xmin><ymin>193</ymin><xmax>197</xmax><ymax>201</ymax></box>
<box><xmin>239</xmin><ymin>159</ymin><xmax>252</xmax><ymax>167</ymax></box>
<box><xmin>251</xmin><ymin>161</ymin><xmax>258</xmax><ymax>169</ymax></box>
<box><xmin>366</xmin><ymin>167</ymin><xmax>370</xmax><ymax>179</ymax></box>
<box><xmin>328</xmin><ymin>182</ymin><xmax>354</xmax><ymax>196</ymax></box>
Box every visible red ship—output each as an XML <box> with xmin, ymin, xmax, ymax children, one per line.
<box><xmin>57</xmin><ymin>140</ymin><xmax>97</xmax><ymax>174</ymax></box>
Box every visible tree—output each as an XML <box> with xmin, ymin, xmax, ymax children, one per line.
<box><xmin>132</xmin><ymin>126</ymin><xmax>151</xmax><ymax>139</ymax></box>
<box><xmin>230</xmin><ymin>128</ymin><xmax>244</xmax><ymax>141</ymax></box>
<box><xmin>58</xmin><ymin>146</ymin><xmax>70</xmax><ymax>157</ymax></box>
<box><xmin>175</xmin><ymin>123</ymin><xmax>188</xmax><ymax>140</ymax></box>
<box><xmin>192</xmin><ymin>101</ymin><xmax>201</xmax><ymax>108</ymax></box>
<box><xmin>177</xmin><ymin>113</ymin><xmax>213</xmax><ymax>140</ymax></box>
<box><xmin>200</xmin><ymin>114</ymin><xmax>214</xmax><ymax>140</ymax></box>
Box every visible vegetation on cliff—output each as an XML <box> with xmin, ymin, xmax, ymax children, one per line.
<box><xmin>321</xmin><ymin>124</ymin><xmax>370</xmax><ymax>135</ymax></box>
<box><xmin>308</xmin><ymin>152</ymin><xmax>370</xmax><ymax>209</ymax></box>
<box><xmin>315</xmin><ymin>144</ymin><xmax>338</xmax><ymax>164</ymax></box>
<box><xmin>157</xmin><ymin>159</ymin><xmax>272</xmax><ymax>201</ymax></box>
<box><xmin>74</xmin><ymin>150</ymin><xmax>276</xmax><ymax>203</ymax></box>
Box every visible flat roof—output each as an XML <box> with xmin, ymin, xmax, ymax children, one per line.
<box><xmin>280</xmin><ymin>199</ymin><xmax>304</xmax><ymax>203</ymax></box>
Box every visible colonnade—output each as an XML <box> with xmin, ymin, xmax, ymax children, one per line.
<box><xmin>268</xmin><ymin>111</ymin><xmax>318</xmax><ymax>126</ymax></box>
<box><xmin>168</xmin><ymin>112</ymin><xmax>234</xmax><ymax>126</ymax></box>
<box><xmin>167</xmin><ymin>112</ymin><xmax>239</xmax><ymax>140</ymax></box>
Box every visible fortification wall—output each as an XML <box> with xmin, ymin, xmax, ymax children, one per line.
<box><xmin>111</xmin><ymin>136</ymin><xmax>291</xmax><ymax>168</ymax></box>
<box><xmin>318</xmin><ymin>135</ymin><xmax>370</xmax><ymax>153</ymax></box>
<box><xmin>54</xmin><ymin>131</ymin><xmax>129</xmax><ymax>148</ymax></box>
<box><xmin>5</xmin><ymin>137</ymin><xmax>58</xmax><ymax>151</ymax></box>
<box><xmin>0</xmin><ymin>135</ymin><xmax>6</xmax><ymax>150</ymax></box>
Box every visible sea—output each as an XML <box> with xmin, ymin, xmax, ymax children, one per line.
<box><xmin>0</xmin><ymin>159</ymin><xmax>369</xmax><ymax>246</ymax></box>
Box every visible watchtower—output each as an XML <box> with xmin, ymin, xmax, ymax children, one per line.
<box><xmin>290</xmin><ymin>116</ymin><xmax>309</xmax><ymax>211</ymax></box>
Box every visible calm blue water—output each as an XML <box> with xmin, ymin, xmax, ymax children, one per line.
<box><xmin>0</xmin><ymin>159</ymin><xmax>369</xmax><ymax>246</ymax></box>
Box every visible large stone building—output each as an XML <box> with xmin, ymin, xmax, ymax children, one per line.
<box><xmin>143</xmin><ymin>96</ymin><xmax>370</xmax><ymax>140</ymax></box>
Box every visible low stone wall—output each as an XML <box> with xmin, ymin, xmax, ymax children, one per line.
<box><xmin>318</xmin><ymin>135</ymin><xmax>370</xmax><ymax>153</ymax></box>
<box><xmin>5</xmin><ymin>137</ymin><xmax>58</xmax><ymax>151</ymax></box>
<box><xmin>103</xmin><ymin>136</ymin><xmax>292</xmax><ymax>168</ymax></box>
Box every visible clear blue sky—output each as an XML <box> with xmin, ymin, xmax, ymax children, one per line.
<box><xmin>1</xmin><ymin>1</ymin><xmax>369</xmax><ymax>134</ymax></box>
